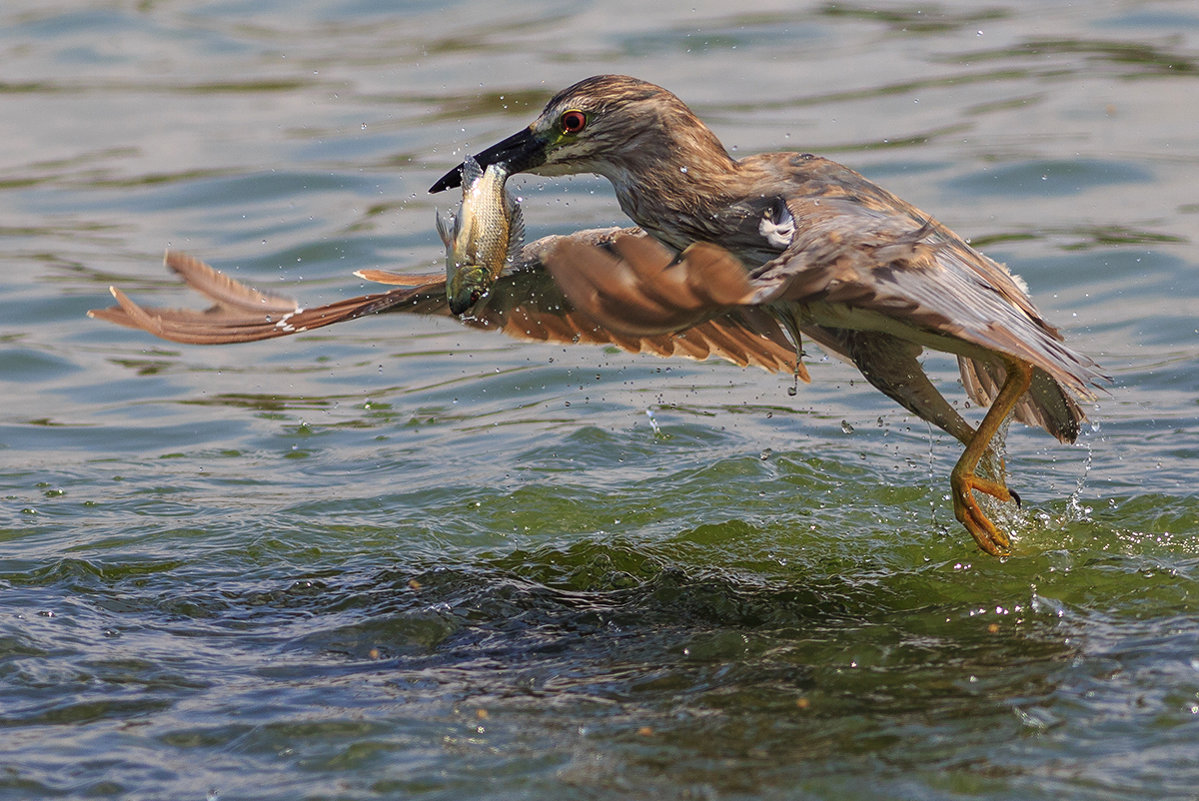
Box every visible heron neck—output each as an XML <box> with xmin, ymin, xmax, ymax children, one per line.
<box><xmin>602</xmin><ymin>133</ymin><xmax>742</xmax><ymax>251</ymax></box>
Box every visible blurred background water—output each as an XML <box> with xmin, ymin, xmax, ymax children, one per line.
<box><xmin>2</xmin><ymin>1</ymin><xmax>1198</xmax><ymax>799</ymax></box>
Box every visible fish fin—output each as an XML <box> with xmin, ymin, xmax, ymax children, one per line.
<box><xmin>434</xmin><ymin>208</ymin><xmax>456</xmax><ymax>249</ymax></box>
<box><xmin>506</xmin><ymin>196</ymin><xmax>526</xmax><ymax>263</ymax></box>
<box><xmin>461</xmin><ymin>154</ymin><xmax>484</xmax><ymax>188</ymax></box>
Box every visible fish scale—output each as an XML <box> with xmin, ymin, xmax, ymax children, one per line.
<box><xmin>436</xmin><ymin>155</ymin><xmax>525</xmax><ymax>316</ymax></box>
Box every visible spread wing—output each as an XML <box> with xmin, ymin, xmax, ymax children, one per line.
<box><xmin>749</xmin><ymin>201</ymin><xmax>1107</xmax><ymax>441</ymax></box>
<box><xmin>746</xmin><ymin>201</ymin><xmax>1105</xmax><ymax>393</ymax></box>
<box><xmin>542</xmin><ymin>215</ymin><xmax>1107</xmax><ymax>443</ymax></box>
<box><xmin>89</xmin><ymin>251</ymin><xmax>447</xmax><ymax>345</ymax></box>
<box><xmin>88</xmin><ymin>228</ymin><xmax>804</xmax><ymax>376</ymax></box>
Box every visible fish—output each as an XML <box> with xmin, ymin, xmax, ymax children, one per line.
<box><xmin>435</xmin><ymin>155</ymin><xmax>524</xmax><ymax>315</ymax></box>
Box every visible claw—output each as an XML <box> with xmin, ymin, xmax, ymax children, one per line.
<box><xmin>948</xmin><ymin>359</ymin><xmax>1033</xmax><ymax>556</ymax></box>
<box><xmin>951</xmin><ymin>470</ymin><xmax>1013</xmax><ymax>555</ymax></box>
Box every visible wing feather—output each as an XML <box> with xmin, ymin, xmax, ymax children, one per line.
<box><xmin>748</xmin><ymin>204</ymin><xmax>1106</xmax><ymax>398</ymax></box>
<box><xmin>537</xmin><ymin>218</ymin><xmax>1102</xmax><ymax>442</ymax></box>
<box><xmin>89</xmin><ymin>229</ymin><xmax>801</xmax><ymax>374</ymax></box>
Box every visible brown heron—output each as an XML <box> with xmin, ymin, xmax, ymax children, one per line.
<box><xmin>428</xmin><ymin>75</ymin><xmax>1105</xmax><ymax>555</ymax></box>
<box><xmin>92</xmin><ymin>75</ymin><xmax>1106</xmax><ymax>556</ymax></box>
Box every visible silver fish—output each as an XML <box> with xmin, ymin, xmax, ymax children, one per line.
<box><xmin>436</xmin><ymin>155</ymin><xmax>524</xmax><ymax>315</ymax></box>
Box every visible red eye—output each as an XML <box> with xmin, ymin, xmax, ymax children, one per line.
<box><xmin>560</xmin><ymin>110</ymin><xmax>587</xmax><ymax>134</ymax></box>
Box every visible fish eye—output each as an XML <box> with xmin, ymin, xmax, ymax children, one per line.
<box><xmin>560</xmin><ymin>110</ymin><xmax>587</xmax><ymax>134</ymax></box>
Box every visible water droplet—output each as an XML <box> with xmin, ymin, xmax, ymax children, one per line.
<box><xmin>840</xmin><ymin>420</ymin><xmax>855</xmax><ymax>434</ymax></box>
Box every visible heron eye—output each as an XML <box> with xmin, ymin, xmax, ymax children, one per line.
<box><xmin>560</xmin><ymin>110</ymin><xmax>587</xmax><ymax>134</ymax></box>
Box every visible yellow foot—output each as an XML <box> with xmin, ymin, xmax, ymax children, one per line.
<box><xmin>951</xmin><ymin>471</ymin><xmax>1014</xmax><ymax>556</ymax></box>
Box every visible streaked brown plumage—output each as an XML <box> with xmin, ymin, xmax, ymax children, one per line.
<box><xmin>89</xmin><ymin>229</ymin><xmax>803</xmax><ymax>373</ymax></box>
<box><xmin>92</xmin><ymin>74</ymin><xmax>1106</xmax><ymax>556</ymax></box>
<box><xmin>430</xmin><ymin>75</ymin><xmax>1105</xmax><ymax>554</ymax></box>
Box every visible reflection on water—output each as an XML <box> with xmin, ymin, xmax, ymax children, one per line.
<box><xmin>2</xmin><ymin>1</ymin><xmax>1199</xmax><ymax>799</ymax></box>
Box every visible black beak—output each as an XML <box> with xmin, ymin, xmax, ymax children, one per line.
<box><xmin>429</xmin><ymin>126</ymin><xmax>548</xmax><ymax>193</ymax></box>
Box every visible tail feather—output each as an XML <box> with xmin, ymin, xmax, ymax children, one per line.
<box><xmin>958</xmin><ymin>356</ymin><xmax>1086</xmax><ymax>443</ymax></box>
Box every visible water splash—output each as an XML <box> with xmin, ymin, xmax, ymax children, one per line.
<box><xmin>1065</xmin><ymin>422</ymin><xmax>1097</xmax><ymax>522</ymax></box>
<box><xmin>924</xmin><ymin>421</ymin><xmax>944</xmax><ymax>533</ymax></box>
<box><xmin>645</xmin><ymin>407</ymin><xmax>662</xmax><ymax>437</ymax></box>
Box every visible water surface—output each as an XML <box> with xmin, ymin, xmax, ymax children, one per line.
<box><xmin>3</xmin><ymin>1</ymin><xmax>1199</xmax><ymax>799</ymax></box>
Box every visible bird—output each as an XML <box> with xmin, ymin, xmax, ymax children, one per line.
<box><xmin>91</xmin><ymin>74</ymin><xmax>1106</xmax><ymax>556</ymax></box>
<box><xmin>435</xmin><ymin>75</ymin><xmax>1107</xmax><ymax>555</ymax></box>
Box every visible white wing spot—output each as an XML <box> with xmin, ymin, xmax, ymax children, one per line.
<box><xmin>275</xmin><ymin>307</ymin><xmax>304</xmax><ymax>333</ymax></box>
<box><xmin>759</xmin><ymin>200</ymin><xmax>795</xmax><ymax>249</ymax></box>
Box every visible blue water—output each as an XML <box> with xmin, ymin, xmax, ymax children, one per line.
<box><xmin>3</xmin><ymin>1</ymin><xmax>1199</xmax><ymax>799</ymax></box>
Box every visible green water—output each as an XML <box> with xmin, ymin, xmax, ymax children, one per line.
<box><xmin>3</xmin><ymin>2</ymin><xmax>1198</xmax><ymax>799</ymax></box>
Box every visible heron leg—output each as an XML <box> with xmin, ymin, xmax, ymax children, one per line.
<box><xmin>950</xmin><ymin>358</ymin><xmax>1033</xmax><ymax>555</ymax></box>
